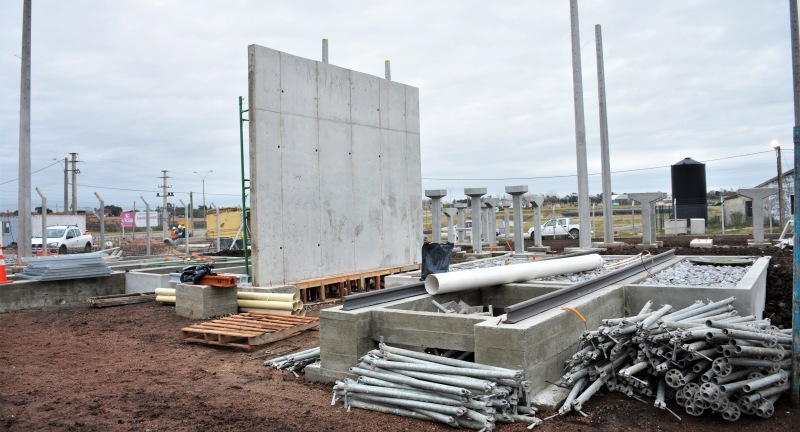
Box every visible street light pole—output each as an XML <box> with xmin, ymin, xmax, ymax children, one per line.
<box><xmin>772</xmin><ymin>140</ymin><xmax>785</xmax><ymax>227</ymax></box>
<box><xmin>193</xmin><ymin>170</ymin><xmax>212</xmax><ymax>239</ymax></box>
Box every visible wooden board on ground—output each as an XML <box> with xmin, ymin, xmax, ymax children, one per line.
<box><xmin>88</xmin><ymin>292</ymin><xmax>156</xmax><ymax>308</ymax></box>
<box><xmin>180</xmin><ymin>312</ymin><xmax>319</xmax><ymax>351</ymax></box>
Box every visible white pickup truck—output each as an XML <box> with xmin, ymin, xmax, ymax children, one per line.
<box><xmin>32</xmin><ymin>225</ymin><xmax>93</xmax><ymax>254</ymax></box>
<box><xmin>527</xmin><ymin>217</ymin><xmax>583</xmax><ymax>239</ymax></box>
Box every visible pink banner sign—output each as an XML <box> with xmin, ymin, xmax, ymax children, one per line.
<box><xmin>120</xmin><ymin>212</ymin><xmax>135</xmax><ymax>229</ymax></box>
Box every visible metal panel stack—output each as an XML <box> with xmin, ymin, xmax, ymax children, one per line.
<box><xmin>333</xmin><ymin>343</ymin><xmax>540</xmax><ymax>430</ymax></box>
<box><xmin>558</xmin><ymin>297</ymin><xmax>791</xmax><ymax>421</ymax></box>
<box><xmin>264</xmin><ymin>346</ymin><xmax>320</xmax><ymax>376</ymax></box>
<box><xmin>19</xmin><ymin>253</ymin><xmax>112</xmax><ymax>281</ymax></box>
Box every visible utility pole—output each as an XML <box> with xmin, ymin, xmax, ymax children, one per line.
<box><xmin>159</xmin><ymin>170</ymin><xmax>171</xmax><ymax>239</ymax></box>
<box><xmin>63</xmin><ymin>157</ymin><xmax>68</xmax><ymax>214</ymax></box>
<box><xmin>70</xmin><ymin>152</ymin><xmax>79</xmax><ymax>214</ymax></box>
<box><xmin>16</xmin><ymin>0</ymin><xmax>32</xmax><ymax>258</ymax></box>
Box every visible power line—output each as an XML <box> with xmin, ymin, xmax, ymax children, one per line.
<box><xmin>422</xmin><ymin>150</ymin><xmax>773</xmax><ymax>181</ymax></box>
<box><xmin>0</xmin><ymin>159</ymin><xmax>62</xmax><ymax>186</ymax></box>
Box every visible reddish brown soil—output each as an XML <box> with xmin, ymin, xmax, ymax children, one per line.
<box><xmin>0</xmin><ymin>235</ymin><xmax>798</xmax><ymax>431</ymax></box>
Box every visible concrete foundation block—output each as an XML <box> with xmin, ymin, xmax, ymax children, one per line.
<box><xmin>747</xmin><ymin>241</ymin><xmax>772</xmax><ymax>248</ymax></box>
<box><xmin>175</xmin><ymin>283</ymin><xmax>238</xmax><ymax>319</ymax></box>
<box><xmin>531</xmin><ymin>383</ymin><xmax>571</xmax><ymax>411</ymax></box>
<box><xmin>635</xmin><ymin>243</ymin><xmax>659</xmax><ymax>250</ymax></box>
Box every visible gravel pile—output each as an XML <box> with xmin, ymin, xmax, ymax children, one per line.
<box><xmin>641</xmin><ymin>261</ymin><xmax>750</xmax><ymax>287</ymax></box>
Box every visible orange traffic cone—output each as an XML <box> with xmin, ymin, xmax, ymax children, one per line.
<box><xmin>0</xmin><ymin>250</ymin><xmax>13</xmax><ymax>284</ymax></box>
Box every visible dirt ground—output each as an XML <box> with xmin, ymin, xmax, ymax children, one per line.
<box><xmin>0</xmin><ymin>235</ymin><xmax>798</xmax><ymax>431</ymax></box>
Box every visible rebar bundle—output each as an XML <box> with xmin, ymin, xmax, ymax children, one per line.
<box><xmin>559</xmin><ymin>297</ymin><xmax>792</xmax><ymax>421</ymax></box>
<box><xmin>333</xmin><ymin>343</ymin><xmax>541</xmax><ymax>431</ymax></box>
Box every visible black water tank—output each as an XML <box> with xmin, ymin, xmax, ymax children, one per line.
<box><xmin>671</xmin><ymin>157</ymin><xmax>708</xmax><ymax>221</ymax></box>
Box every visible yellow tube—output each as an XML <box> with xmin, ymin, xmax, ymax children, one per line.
<box><xmin>236</xmin><ymin>291</ymin><xmax>299</xmax><ymax>302</ymax></box>
<box><xmin>292</xmin><ymin>309</ymin><xmax>307</xmax><ymax>317</ymax></box>
<box><xmin>155</xmin><ymin>288</ymin><xmax>176</xmax><ymax>296</ymax></box>
<box><xmin>238</xmin><ymin>307</ymin><xmax>292</xmax><ymax>315</ymax></box>
<box><xmin>156</xmin><ymin>295</ymin><xmax>176</xmax><ymax>304</ymax></box>
<box><xmin>236</xmin><ymin>299</ymin><xmax>300</xmax><ymax>311</ymax></box>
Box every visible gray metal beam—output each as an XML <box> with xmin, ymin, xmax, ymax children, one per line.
<box><xmin>503</xmin><ymin>249</ymin><xmax>676</xmax><ymax>323</ymax></box>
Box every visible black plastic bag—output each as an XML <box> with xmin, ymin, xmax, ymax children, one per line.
<box><xmin>180</xmin><ymin>264</ymin><xmax>217</xmax><ymax>284</ymax></box>
<box><xmin>420</xmin><ymin>242</ymin><xmax>454</xmax><ymax>281</ymax></box>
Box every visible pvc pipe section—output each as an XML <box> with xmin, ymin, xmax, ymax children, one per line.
<box><xmin>237</xmin><ymin>299</ymin><xmax>301</xmax><ymax>311</ymax></box>
<box><xmin>424</xmin><ymin>254</ymin><xmax>605</xmax><ymax>295</ymax></box>
<box><xmin>239</xmin><ymin>307</ymin><xmax>306</xmax><ymax>316</ymax></box>
<box><xmin>237</xmin><ymin>292</ymin><xmax>298</xmax><ymax>302</ymax></box>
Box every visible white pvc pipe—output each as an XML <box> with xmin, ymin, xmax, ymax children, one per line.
<box><xmin>155</xmin><ymin>288</ymin><xmax>176</xmax><ymax>296</ymax></box>
<box><xmin>156</xmin><ymin>295</ymin><xmax>176</xmax><ymax>304</ymax></box>
<box><xmin>424</xmin><ymin>254</ymin><xmax>605</xmax><ymax>295</ymax></box>
<box><xmin>239</xmin><ymin>308</ymin><xmax>307</xmax><ymax>317</ymax></box>
<box><xmin>237</xmin><ymin>291</ymin><xmax>299</xmax><ymax>302</ymax></box>
<box><xmin>237</xmin><ymin>299</ymin><xmax>301</xmax><ymax>311</ymax></box>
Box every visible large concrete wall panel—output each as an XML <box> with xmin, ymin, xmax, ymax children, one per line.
<box><xmin>248</xmin><ymin>45</ymin><xmax>421</xmax><ymax>285</ymax></box>
<box><xmin>319</xmin><ymin>119</ymin><xmax>356</xmax><ymax>275</ymax></box>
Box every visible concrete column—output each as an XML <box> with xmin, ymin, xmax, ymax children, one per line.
<box><xmin>506</xmin><ymin>186</ymin><xmax>528</xmax><ymax>253</ymax></box>
<box><xmin>443</xmin><ymin>208</ymin><xmax>457</xmax><ymax>244</ymax></box>
<box><xmin>141</xmin><ymin>196</ymin><xmax>152</xmax><ymax>256</ymax></box>
<box><xmin>322</xmin><ymin>38</ymin><xmax>329</xmax><ymax>64</ymax></box>
<box><xmin>35</xmin><ymin>188</ymin><xmax>45</xmax><ymax>252</ymax></box>
<box><xmin>455</xmin><ymin>202</ymin><xmax>467</xmax><ymax>243</ymax></box>
<box><xmin>738</xmin><ymin>188</ymin><xmax>778</xmax><ymax>244</ymax></box>
<box><xmin>425</xmin><ymin>189</ymin><xmax>447</xmax><ymax>243</ymax></box>
<box><xmin>596</xmin><ymin>24</ymin><xmax>615</xmax><ymax>244</ymax></box>
<box><xmin>465</xmin><ymin>188</ymin><xmax>487</xmax><ymax>253</ymax></box>
<box><xmin>569</xmin><ymin>0</ymin><xmax>591</xmax><ymax>249</ymax></box>
<box><xmin>94</xmin><ymin>192</ymin><xmax>104</xmax><ymax>250</ymax></box>
<box><xmin>628</xmin><ymin>192</ymin><xmax>666</xmax><ymax>246</ymax></box>
<box><xmin>531</xmin><ymin>195</ymin><xmax>544</xmax><ymax>247</ymax></box>
<box><xmin>16</xmin><ymin>0</ymin><xmax>32</xmax><ymax>258</ymax></box>
<box><xmin>501</xmin><ymin>200</ymin><xmax>511</xmax><ymax>240</ymax></box>
<box><xmin>485</xmin><ymin>198</ymin><xmax>498</xmax><ymax>245</ymax></box>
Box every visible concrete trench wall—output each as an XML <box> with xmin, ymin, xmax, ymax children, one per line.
<box><xmin>0</xmin><ymin>273</ymin><xmax>126</xmax><ymax>313</ymax></box>
<box><xmin>307</xmin><ymin>255</ymin><xmax>769</xmax><ymax>396</ymax></box>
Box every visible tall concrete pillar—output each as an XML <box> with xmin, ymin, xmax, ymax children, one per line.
<box><xmin>443</xmin><ymin>208</ymin><xmax>457</xmax><ymax>244</ymax></box>
<box><xmin>531</xmin><ymin>195</ymin><xmax>544</xmax><ymax>247</ymax></box>
<box><xmin>501</xmin><ymin>200</ymin><xmax>511</xmax><ymax>240</ymax></box>
<box><xmin>738</xmin><ymin>188</ymin><xmax>777</xmax><ymax>244</ymax></box>
<box><xmin>455</xmin><ymin>202</ymin><xmax>467</xmax><ymax>243</ymax></box>
<box><xmin>465</xmin><ymin>188</ymin><xmax>487</xmax><ymax>253</ymax></box>
<box><xmin>595</xmin><ymin>24</ymin><xmax>615</xmax><ymax>244</ymax></box>
<box><xmin>506</xmin><ymin>186</ymin><xmax>528</xmax><ymax>253</ymax></box>
<box><xmin>628</xmin><ymin>192</ymin><xmax>666</xmax><ymax>246</ymax></box>
<box><xmin>425</xmin><ymin>189</ymin><xmax>447</xmax><ymax>243</ymax></box>
<box><xmin>569</xmin><ymin>0</ymin><xmax>592</xmax><ymax>249</ymax></box>
<box><xmin>16</xmin><ymin>0</ymin><xmax>32</xmax><ymax>258</ymax></box>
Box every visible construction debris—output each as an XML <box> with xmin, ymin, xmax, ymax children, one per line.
<box><xmin>264</xmin><ymin>346</ymin><xmax>321</xmax><ymax>376</ymax></box>
<box><xmin>557</xmin><ymin>297</ymin><xmax>791</xmax><ymax>421</ymax></box>
<box><xmin>432</xmin><ymin>300</ymin><xmax>492</xmax><ymax>316</ymax></box>
<box><xmin>18</xmin><ymin>253</ymin><xmax>112</xmax><ymax>281</ymax></box>
<box><xmin>333</xmin><ymin>342</ymin><xmax>541</xmax><ymax>431</ymax></box>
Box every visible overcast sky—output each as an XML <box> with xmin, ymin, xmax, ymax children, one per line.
<box><xmin>0</xmin><ymin>1</ymin><xmax>796</xmax><ymax>212</ymax></box>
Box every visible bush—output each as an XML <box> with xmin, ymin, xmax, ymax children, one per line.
<box><xmin>728</xmin><ymin>211</ymin><xmax>744</xmax><ymax>227</ymax></box>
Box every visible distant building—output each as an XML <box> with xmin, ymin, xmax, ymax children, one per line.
<box><xmin>1</xmin><ymin>213</ymin><xmax>86</xmax><ymax>247</ymax></box>
<box><xmin>720</xmin><ymin>168</ymin><xmax>794</xmax><ymax>227</ymax></box>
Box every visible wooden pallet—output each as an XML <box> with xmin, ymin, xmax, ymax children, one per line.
<box><xmin>180</xmin><ymin>312</ymin><xmax>319</xmax><ymax>351</ymax></box>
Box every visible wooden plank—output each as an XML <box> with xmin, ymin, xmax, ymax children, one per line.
<box><xmin>247</xmin><ymin>320</ymin><xmax>320</xmax><ymax>346</ymax></box>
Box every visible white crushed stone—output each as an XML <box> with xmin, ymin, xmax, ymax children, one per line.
<box><xmin>640</xmin><ymin>260</ymin><xmax>749</xmax><ymax>287</ymax></box>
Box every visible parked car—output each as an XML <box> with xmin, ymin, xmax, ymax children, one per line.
<box><xmin>527</xmin><ymin>217</ymin><xmax>584</xmax><ymax>240</ymax></box>
<box><xmin>32</xmin><ymin>225</ymin><xmax>93</xmax><ymax>254</ymax></box>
